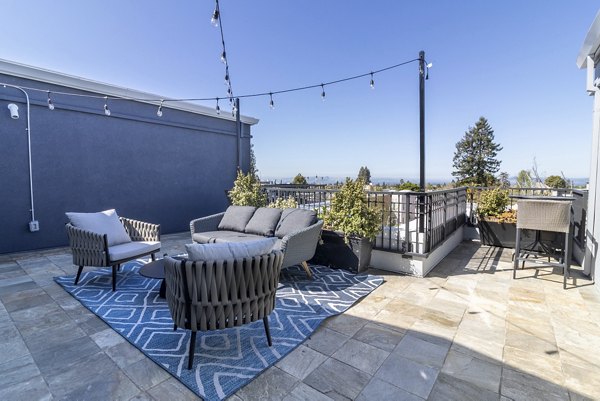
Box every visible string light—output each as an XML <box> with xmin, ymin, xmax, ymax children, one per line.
<box><xmin>47</xmin><ymin>91</ymin><xmax>55</xmax><ymax>110</ymax></box>
<box><xmin>269</xmin><ymin>92</ymin><xmax>274</xmax><ymax>109</ymax></box>
<box><xmin>224</xmin><ymin>67</ymin><xmax>229</xmax><ymax>85</ymax></box>
<box><xmin>0</xmin><ymin>57</ymin><xmax>426</xmax><ymax>118</ymax></box>
<box><xmin>426</xmin><ymin>62</ymin><xmax>432</xmax><ymax>80</ymax></box>
<box><xmin>370</xmin><ymin>72</ymin><xmax>375</xmax><ymax>89</ymax></box>
<box><xmin>220</xmin><ymin>51</ymin><xmax>227</xmax><ymax>64</ymax></box>
<box><xmin>156</xmin><ymin>99</ymin><xmax>164</xmax><ymax>117</ymax></box>
<box><xmin>103</xmin><ymin>97</ymin><xmax>111</xmax><ymax>116</ymax></box>
<box><xmin>210</xmin><ymin>2</ymin><xmax>220</xmax><ymax>27</ymax></box>
<box><xmin>232</xmin><ymin>102</ymin><xmax>237</xmax><ymax>117</ymax></box>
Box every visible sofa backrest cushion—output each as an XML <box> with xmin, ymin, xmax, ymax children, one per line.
<box><xmin>245</xmin><ymin>208</ymin><xmax>282</xmax><ymax>237</ymax></box>
<box><xmin>217</xmin><ymin>206</ymin><xmax>257</xmax><ymax>232</ymax></box>
<box><xmin>66</xmin><ymin>209</ymin><xmax>131</xmax><ymax>247</ymax></box>
<box><xmin>275</xmin><ymin>208</ymin><xmax>318</xmax><ymax>239</ymax></box>
<box><xmin>185</xmin><ymin>238</ymin><xmax>277</xmax><ymax>261</ymax></box>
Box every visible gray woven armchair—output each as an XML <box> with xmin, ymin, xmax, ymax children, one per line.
<box><xmin>163</xmin><ymin>250</ymin><xmax>284</xmax><ymax>370</ymax></box>
<box><xmin>66</xmin><ymin>217</ymin><xmax>161</xmax><ymax>291</ymax></box>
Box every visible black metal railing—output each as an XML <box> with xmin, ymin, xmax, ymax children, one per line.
<box><xmin>263</xmin><ymin>186</ymin><xmax>468</xmax><ymax>255</ymax></box>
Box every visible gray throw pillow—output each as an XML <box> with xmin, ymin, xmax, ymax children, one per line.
<box><xmin>66</xmin><ymin>209</ymin><xmax>131</xmax><ymax>247</ymax></box>
<box><xmin>274</xmin><ymin>208</ymin><xmax>318</xmax><ymax>239</ymax></box>
<box><xmin>185</xmin><ymin>238</ymin><xmax>277</xmax><ymax>261</ymax></box>
<box><xmin>217</xmin><ymin>206</ymin><xmax>257</xmax><ymax>232</ymax></box>
<box><xmin>245</xmin><ymin>208</ymin><xmax>282</xmax><ymax>237</ymax></box>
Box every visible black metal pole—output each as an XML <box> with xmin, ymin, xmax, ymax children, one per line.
<box><xmin>418</xmin><ymin>51</ymin><xmax>426</xmax><ymax>234</ymax></box>
<box><xmin>235</xmin><ymin>98</ymin><xmax>241</xmax><ymax>171</ymax></box>
<box><xmin>419</xmin><ymin>51</ymin><xmax>425</xmax><ymax>192</ymax></box>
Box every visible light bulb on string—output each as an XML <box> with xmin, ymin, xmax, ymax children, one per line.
<box><xmin>47</xmin><ymin>91</ymin><xmax>55</xmax><ymax>110</ymax></box>
<box><xmin>321</xmin><ymin>84</ymin><xmax>326</xmax><ymax>101</ymax></box>
<box><xmin>215</xmin><ymin>97</ymin><xmax>221</xmax><ymax>114</ymax></box>
<box><xmin>156</xmin><ymin>100</ymin><xmax>164</xmax><ymax>117</ymax></box>
<box><xmin>426</xmin><ymin>62</ymin><xmax>432</xmax><ymax>80</ymax></box>
<box><xmin>224</xmin><ymin>68</ymin><xmax>229</xmax><ymax>85</ymax></box>
<box><xmin>211</xmin><ymin>8</ymin><xmax>219</xmax><ymax>27</ymax></box>
<box><xmin>232</xmin><ymin>103</ymin><xmax>237</xmax><ymax>117</ymax></box>
<box><xmin>103</xmin><ymin>97</ymin><xmax>111</xmax><ymax>116</ymax></box>
<box><xmin>369</xmin><ymin>72</ymin><xmax>375</xmax><ymax>89</ymax></box>
<box><xmin>269</xmin><ymin>92</ymin><xmax>274</xmax><ymax>109</ymax></box>
<box><xmin>220</xmin><ymin>50</ymin><xmax>227</xmax><ymax>64</ymax></box>
<box><xmin>227</xmin><ymin>86</ymin><xmax>232</xmax><ymax>97</ymax></box>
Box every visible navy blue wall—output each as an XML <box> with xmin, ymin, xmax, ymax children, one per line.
<box><xmin>0</xmin><ymin>74</ymin><xmax>252</xmax><ymax>254</ymax></box>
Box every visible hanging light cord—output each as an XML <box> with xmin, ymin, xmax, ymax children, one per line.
<box><xmin>1</xmin><ymin>57</ymin><xmax>422</xmax><ymax>105</ymax></box>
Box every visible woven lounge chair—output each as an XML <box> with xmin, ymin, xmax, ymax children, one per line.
<box><xmin>163</xmin><ymin>249</ymin><xmax>284</xmax><ymax>370</ymax></box>
<box><xmin>66</xmin><ymin>211</ymin><xmax>161</xmax><ymax>291</ymax></box>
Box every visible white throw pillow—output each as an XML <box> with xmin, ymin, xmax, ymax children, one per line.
<box><xmin>66</xmin><ymin>209</ymin><xmax>132</xmax><ymax>247</ymax></box>
<box><xmin>185</xmin><ymin>238</ymin><xmax>277</xmax><ymax>261</ymax></box>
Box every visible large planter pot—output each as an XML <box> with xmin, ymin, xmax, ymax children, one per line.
<box><xmin>478</xmin><ymin>219</ymin><xmax>562</xmax><ymax>249</ymax></box>
<box><xmin>310</xmin><ymin>230</ymin><xmax>372</xmax><ymax>273</ymax></box>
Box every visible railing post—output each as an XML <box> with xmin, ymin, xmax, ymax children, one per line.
<box><xmin>443</xmin><ymin>193</ymin><xmax>447</xmax><ymax>241</ymax></box>
<box><xmin>404</xmin><ymin>193</ymin><xmax>411</xmax><ymax>253</ymax></box>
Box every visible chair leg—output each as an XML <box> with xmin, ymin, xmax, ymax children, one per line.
<box><xmin>563</xmin><ymin>231</ymin><xmax>570</xmax><ymax>289</ymax></box>
<box><xmin>173</xmin><ymin>324</ymin><xmax>177</xmax><ymax>331</ymax></box>
<box><xmin>74</xmin><ymin>266</ymin><xmax>84</xmax><ymax>285</ymax></box>
<box><xmin>301</xmin><ymin>261</ymin><xmax>313</xmax><ymax>279</ymax></box>
<box><xmin>151</xmin><ymin>253</ymin><xmax>156</xmax><ymax>261</ymax></box>
<box><xmin>187</xmin><ymin>331</ymin><xmax>197</xmax><ymax>370</ymax></box>
<box><xmin>112</xmin><ymin>266</ymin><xmax>117</xmax><ymax>292</ymax></box>
<box><xmin>263</xmin><ymin>316</ymin><xmax>272</xmax><ymax>347</ymax></box>
<box><xmin>513</xmin><ymin>229</ymin><xmax>521</xmax><ymax>280</ymax></box>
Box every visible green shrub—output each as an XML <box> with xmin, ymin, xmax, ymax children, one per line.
<box><xmin>477</xmin><ymin>188</ymin><xmax>509</xmax><ymax>218</ymax></box>
<box><xmin>268</xmin><ymin>196</ymin><xmax>298</xmax><ymax>209</ymax></box>
<box><xmin>228</xmin><ymin>170</ymin><xmax>267</xmax><ymax>207</ymax></box>
<box><xmin>323</xmin><ymin>178</ymin><xmax>380</xmax><ymax>241</ymax></box>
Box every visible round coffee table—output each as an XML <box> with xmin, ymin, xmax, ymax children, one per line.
<box><xmin>139</xmin><ymin>259</ymin><xmax>166</xmax><ymax>298</ymax></box>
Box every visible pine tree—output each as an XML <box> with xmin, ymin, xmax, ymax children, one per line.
<box><xmin>452</xmin><ymin>117</ymin><xmax>502</xmax><ymax>186</ymax></box>
<box><xmin>357</xmin><ymin>166</ymin><xmax>371</xmax><ymax>184</ymax></box>
<box><xmin>292</xmin><ymin>173</ymin><xmax>307</xmax><ymax>185</ymax></box>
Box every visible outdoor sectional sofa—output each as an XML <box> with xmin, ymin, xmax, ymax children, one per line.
<box><xmin>190</xmin><ymin>206</ymin><xmax>323</xmax><ymax>278</ymax></box>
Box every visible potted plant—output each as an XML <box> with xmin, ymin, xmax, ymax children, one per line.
<box><xmin>476</xmin><ymin>188</ymin><xmax>528</xmax><ymax>248</ymax></box>
<box><xmin>312</xmin><ymin>178</ymin><xmax>380</xmax><ymax>272</ymax></box>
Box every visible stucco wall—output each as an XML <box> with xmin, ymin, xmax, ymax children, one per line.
<box><xmin>0</xmin><ymin>74</ymin><xmax>252</xmax><ymax>254</ymax></box>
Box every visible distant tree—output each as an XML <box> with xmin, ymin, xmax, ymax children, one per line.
<box><xmin>516</xmin><ymin>170</ymin><xmax>533</xmax><ymax>188</ymax></box>
<box><xmin>248</xmin><ymin>144</ymin><xmax>258</xmax><ymax>180</ymax></box>
<box><xmin>357</xmin><ymin>166</ymin><xmax>371</xmax><ymax>184</ymax></box>
<box><xmin>498</xmin><ymin>172</ymin><xmax>510</xmax><ymax>188</ymax></box>
<box><xmin>545</xmin><ymin>175</ymin><xmax>568</xmax><ymax>189</ymax></box>
<box><xmin>452</xmin><ymin>117</ymin><xmax>503</xmax><ymax>186</ymax></box>
<box><xmin>396</xmin><ymin>181</ymin><xmax>420</xmax><ymax>191</ymax></box>
<box><xmin>292</xmin><ymin>173</ymin><xmax>307</xmax><ymax>185</ymax></box>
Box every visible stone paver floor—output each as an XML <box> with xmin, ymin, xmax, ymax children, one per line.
<box><xmin>1</xmin><ymin>233</ymin><xmax>599</xmax><ymax>400</ymax></box>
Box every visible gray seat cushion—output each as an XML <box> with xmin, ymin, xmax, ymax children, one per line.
<box><xmin>108</xmin><ymin>241</ymin><xmax>160</xmax><ymax>261</ymax></box>
<box><xmin>217</xmin><ymin>206</ymin><xmax>257</xmax><ymax>232</ymax></box>
<box><xmin>245</xmin><ymin>208</ymin><xmax>282</xmax><ymax>236</ymax></box>
<box><xmin>185</xmin><ymin>238</ymin><xmax>277</xmax><ymax>261</ymax></box>
<box><xmin>193</xmin><ymin>230</ymin><xmax>265</xmax><ymax>244</ymax></box>
<box><xmin>275</xmin><ymin>208</ymin><xmax>318</xmax><ymax>239</ymax></box>
<box><xmin>193</xmin><ymin>230</ymin><xmax>243</xmax><ymax>244</ymax></box>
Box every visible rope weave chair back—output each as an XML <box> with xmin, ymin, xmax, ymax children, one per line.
<box><xmin>516</xmin><ymin>199</ymin><xmax>571</xmax><ymax>233</ymax></box>
<box><xmin>164</xmin><ymin>251</ymin><xmax>284</xmax><ymax>332</ymax></box>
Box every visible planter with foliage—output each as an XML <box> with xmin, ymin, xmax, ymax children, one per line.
<box><xmin>476</xmin><ymin>188</ymin><xmax>561</xmax><ymax>249</ymax></box>
<box><xmin>311</xmin><ymin>178</ymin><xmax>380</xmax><ymax>273</ymax></box>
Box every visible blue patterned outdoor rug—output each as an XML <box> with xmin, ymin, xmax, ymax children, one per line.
<box><xmin>54</xmin><ymin>261</ymin><xmax>383</xmax><ymax>400</ymax></box>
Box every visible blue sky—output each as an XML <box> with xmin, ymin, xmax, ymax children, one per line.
<box><xmin>2</xmin><ymin>1</ymin><xmax>598</xmax><ymax>182</ymax></box>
